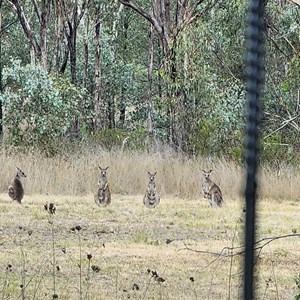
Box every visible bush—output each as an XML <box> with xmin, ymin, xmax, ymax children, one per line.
<box><xmin>86</xmin><ymin>127</ymin><xmax>157</xmax><ymax>151</ymax></box>
<box><xmin>0</xmin><ymin>60</ymin><xmax>91</xmax><ymax>155</ymax></box>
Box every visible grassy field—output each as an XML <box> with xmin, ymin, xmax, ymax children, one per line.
<box><xmin>0</xmin><ymin>194</ymin><xmax>299</xmax><ymax>300</ymax></box>
<box><xmin>0</xmin><ymin>149</ymin><xmax>299</xmax><ymax>299</ymax></box>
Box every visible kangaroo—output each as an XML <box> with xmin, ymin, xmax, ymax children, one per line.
<box><xmin>143</xmin><ymin>171</ymin><xmax>160</xmax><ymax>208</ymax></box>
<box><xmin>8</xmin><ymin>167</ymin><xmax>27</xmax><ymax>203</ymax></box>
<box><xmin>202</xmin><ymin>169</ymin><xmax>223</xmax><ymax>207</ymax></box>
<box><xmin>95</xmin><ymin>166</ymin><xmax>111</xmax><ymax>207</ymax></box>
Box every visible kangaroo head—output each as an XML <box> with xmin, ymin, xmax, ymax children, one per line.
<box><xmin>16</xmin><ymin>167</ymin><xmax>27</xmax><ymax>178</ymax></box>
<box><xmin>148</xmin><ymin>171</ymin><xmax>157</xmax><ymax>182</ymax></box>
<box><xmin>202</xmin><ymin>169</ymin><xmax>212</xmax><ymax>180</ymax></box>
<box><xmin>98</xmin><ymin>166</ymin><xmax>108</xmax><ymax>178</ymax></box>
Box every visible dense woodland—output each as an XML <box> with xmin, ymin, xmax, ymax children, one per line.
<box><xmin>0</xmin><ymin>0</ymin><xmax>299</xmax><ymax>163</ymax></box>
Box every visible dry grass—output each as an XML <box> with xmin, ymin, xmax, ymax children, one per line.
<box><xmin>0</xmin><ymin>148</ymin><xmax>299</xmax><ymax>299</ymax></box>
<box><xmin>0</xmin><ymin>148</ymin><xmax>299</xmax><ymax>200</ymax></box>
<box><xmin>0</xmin><ymin>193</ymin><xmax>299</xmax><ymax>299</ymax></box>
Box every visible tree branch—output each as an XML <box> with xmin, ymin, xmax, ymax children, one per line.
<box><xmin>0</xmin><ymin>19</ymin><xmax>18</xmax><ymax>35</ymax></box>
<box><xmin>289</xmin><ymin>0</ymin><xmax>300</xmax><ymax>7</ymax></box>
<box><xmin>184</xmin><ymin>0</ymin><xmax>219</xmax><ymax>28</ymax></box>
<box><xmin>8</xmin><ymin>0</ymin><xmax>41</xmax><ymax>55</ymax></box>
<box><xmin>31</xmin><ymin>0</ymin><xmax>41</xmax><ymax>24</ymax></box>
<box><xmin>118</xmin><ymin>0</ymin><xmax>163</xmax><ymax>37</ymax></box>
<box><xmin>175</xmin><ymin>0</ymin><xmax>188</xmax><ymax>30</ymax></box>
<box><xmin>264</xmin><ymin>114</ymin><xmax>299</xmax><ymax>140</ymax></box>
<box><xmin>177</xmin><ymin>233</ymin><xmax>300</xmax><ymax>258</ymax></box>
<box><xmin>74</xmin><ymin>0</ymin><xmax>88</xmax><ymax>29</ymax></box>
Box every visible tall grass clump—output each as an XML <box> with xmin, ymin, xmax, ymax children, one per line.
<box><xmin>0</xmin><ymin>144</ymin><xmax>299</xmax><ymax>201</ymax></box>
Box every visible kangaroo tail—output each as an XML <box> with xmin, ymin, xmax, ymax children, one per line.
<box><xmin>215</xmin><ymin>193</ymin><xmax>223</xmax><ymax>207</ymax></box>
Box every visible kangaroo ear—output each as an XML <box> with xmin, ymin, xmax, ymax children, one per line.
<box><xmin>209</xmin><ymin>170</ymin><xmax>213</xmax><ymax>173</ymax></box>
<box><xmin>148</xmin><ymin>171</ymin><xmax>151</xmax><ymax>175</ymax></box>
<box><xmin>16</xmin><ymin>167</ymin><xmax>21</xmax><ymax>172</ymax></box>
<box><xmin>154</xmin><ymin>172</ymin><xmax>157</xmax><ymax>176</ymax></box>
<box><xmin>105</xmin><ymin>166</ymin><xmax>109</xmax><ymax>170</ymax></box>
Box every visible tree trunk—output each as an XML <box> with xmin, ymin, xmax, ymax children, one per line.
<box><xmin>57</xmin><ymin>0</ymin><xmax>87</xmax><ymax>137</ymax></box>
<box><xmin>65</xmin><ymin>13</ymin><xmax>77</xmax><ymax>85</ymax></box>
<box><xmin>119</xmin><ymin>10</ymin><xmax>129</xmax><ymax>127</ymax></box>
<box><xmin>54</xmin><ymin>0</ymin><xmax>69</xmax><ymax>73</ymax></box>
<box><xmin>108</xmin><ymin>95</ymin><xmax>116</xmax><ymax>129</ymax></box>
<box><xmin>93</xmin><ymin>9</ymin><xmax>104</xmax><ymax>131</ymax></box>
<box><xmin>109</xmin><ymin>2</ymin><xmax>123</xmax><ymax>129</ymax></box>
<box><xmin>147</xmin><ymin>24</ymin><xmax>154</xmax><ymax>133</ymax></box>
<box><xmin>39</xmin><ymin>0</ymin><xmax>51</xmax><ymax>70</ymax></box>
<box><xmin>56</xmin><ymin>0</ymin><xmax>87</xmax><ymax>82</ymax></box>
<box><xmin>68</xmin><ymin>21</ymin><xmax>77</xmax><ymax>84</ymax></box>
<box><xmin>9</xmin><ymin>0</ymin><xmax>51</xmax><ymax>70</ymax></box>
<box><xmin>54</xmin><ymin>0</ymin><xmax>65</xmax><ymax>72</ymax></box>
<box><xmin>60</xmin><ymin>46</ymin><xmax>69</xmax><ymax>73</ymax></box>
<box><xmin>83</xmin><ymin>14</ymin><xmax>89</xmax><ymax>90</ymax></box>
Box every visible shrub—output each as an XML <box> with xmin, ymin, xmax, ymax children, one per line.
<box><xmin>0</xmin><ymin>60</ymin><xmax>91</xmax><ymax>155</ymax></box>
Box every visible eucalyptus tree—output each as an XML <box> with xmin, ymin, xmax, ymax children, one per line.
<box><xmin>0</xmin><ymin>60</ymin><xmax>89</xmax><ymax>154</ymax></box>
<box><xmin>7</xmin><ymin>0</ymin><xmax>52</xmax><ymax>69</ymax></box>
<box><xmin>91</xmin><ymin>1</ymin><xmax>146</xmax><ymax>132</ymax></box>
<box><xmin>259</xmin><ymin>1</ymin><xmax>300</xmax><ymax>162</ymax></box>
<box><xmin>0</xmin><ymin>0</ymin><xmax>20</xmax><ymax>137</ymax></box>
<box><xmin>146</xmin><ymin>23</ymin><xmax>154</xmax><ymax>133</ymax></box>
<box><xmin>1</xmin><ymin>0</ymin><xmax>92</xmax><ymax>146</ymax></box>
<box><xmin>118</xmin><ymin>0</ymin><xmax>217</xmax><ymax>82</ymax></box>
<box><xmin>93</xmin><ymin>1</ymin><xmax>103</xmax><ymax>130</ymax></box>
<box><xmin>55</xmin><ymin>0</ymin><xmax>88</xmax><ymax>84</ymax></box>
<box><xmin>117</xmin><ymin>0</ymin><xmax>219</xmax><ymax>150</ymax></box>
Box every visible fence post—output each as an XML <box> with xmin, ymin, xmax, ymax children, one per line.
<box><xmin>244</xmin><ymin>0</ymin><xmax>266</xmax><ymax>299</ymax></box>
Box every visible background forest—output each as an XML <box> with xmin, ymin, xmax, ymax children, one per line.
<box><xmin>0</xmin><ymin>0</ymin><xmax>299</xmax><ymax>163</ymax></box>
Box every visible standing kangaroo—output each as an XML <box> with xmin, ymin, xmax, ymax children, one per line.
<box><xmin>202</xmin><ymin>170</ymin><xmax>223</xmax><ymax>207</ymax></box>
<box><xmin>8</xmin><ymin>167</ymin><xmax>27</xmax><ymax>203</ymax></box>
<box><xmin>143</xmin><ymin>171</ymin><xmax>160</xmax><ymax>208</ymax></box>
<box><xmin>95</xmin><ymin>166</ymin><xmax>111</xmax><ymax>207</ymax></box>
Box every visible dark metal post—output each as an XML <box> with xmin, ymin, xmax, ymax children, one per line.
<box><xmin>244</xmin><ymin>0</ymin><xmax>266</xmax><ymax>299</ymax></box>
<box><xmin>0</xmin><ymin>0</ymin><xmax>3</xmax><ymax>138</ymax></box>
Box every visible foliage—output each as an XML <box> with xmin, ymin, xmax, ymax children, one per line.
<box><xmin>75</xmin><ymin>21</ymin><xmax>143</xmax><ymax>129</ymax></box>
<box><xmin>86</xmin><ymin>127</ymin><xmax>157</xmax><ymax>151</ymax></box>
<box><xmin>51</xmin><ymin>73</ymin><xmax>93</xmax><ymax>136</ymax></box>
<box><xmin>261</xmin><ymin>135</ymin><xmax>300</xmax><ymax>167</ymax></box>
<box><xmin>0</xmin><ymin>3</ymin><xmax>30</xmax><ymax>67</ymax></box>
<box><xmin>0</xmin><ymin>60</ymin><xmax>91</xmax><ymax>155</ymax></box>
<box><xmin>88</xmin><ymin>128</ymin><xmax>128</xmax><ymax>150</ymax></box>
<box><xmin>169</xmin><ymin>4</ymin><xmax>247</xmax><ymax>156</ymax></box>
<box><xmin>294</xmin><ymin>273</ymin><xmax>300</xmax><ymax>300</ymax></box>
<box><xmin>261</xmin><ymin>3</ymin><xmax>300</xmax><ymax>155</ymax></box>
<box><xmin>0</xmin><ymin>1</ymin><xmax>299</xmax><ymax>163</ymax></box>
